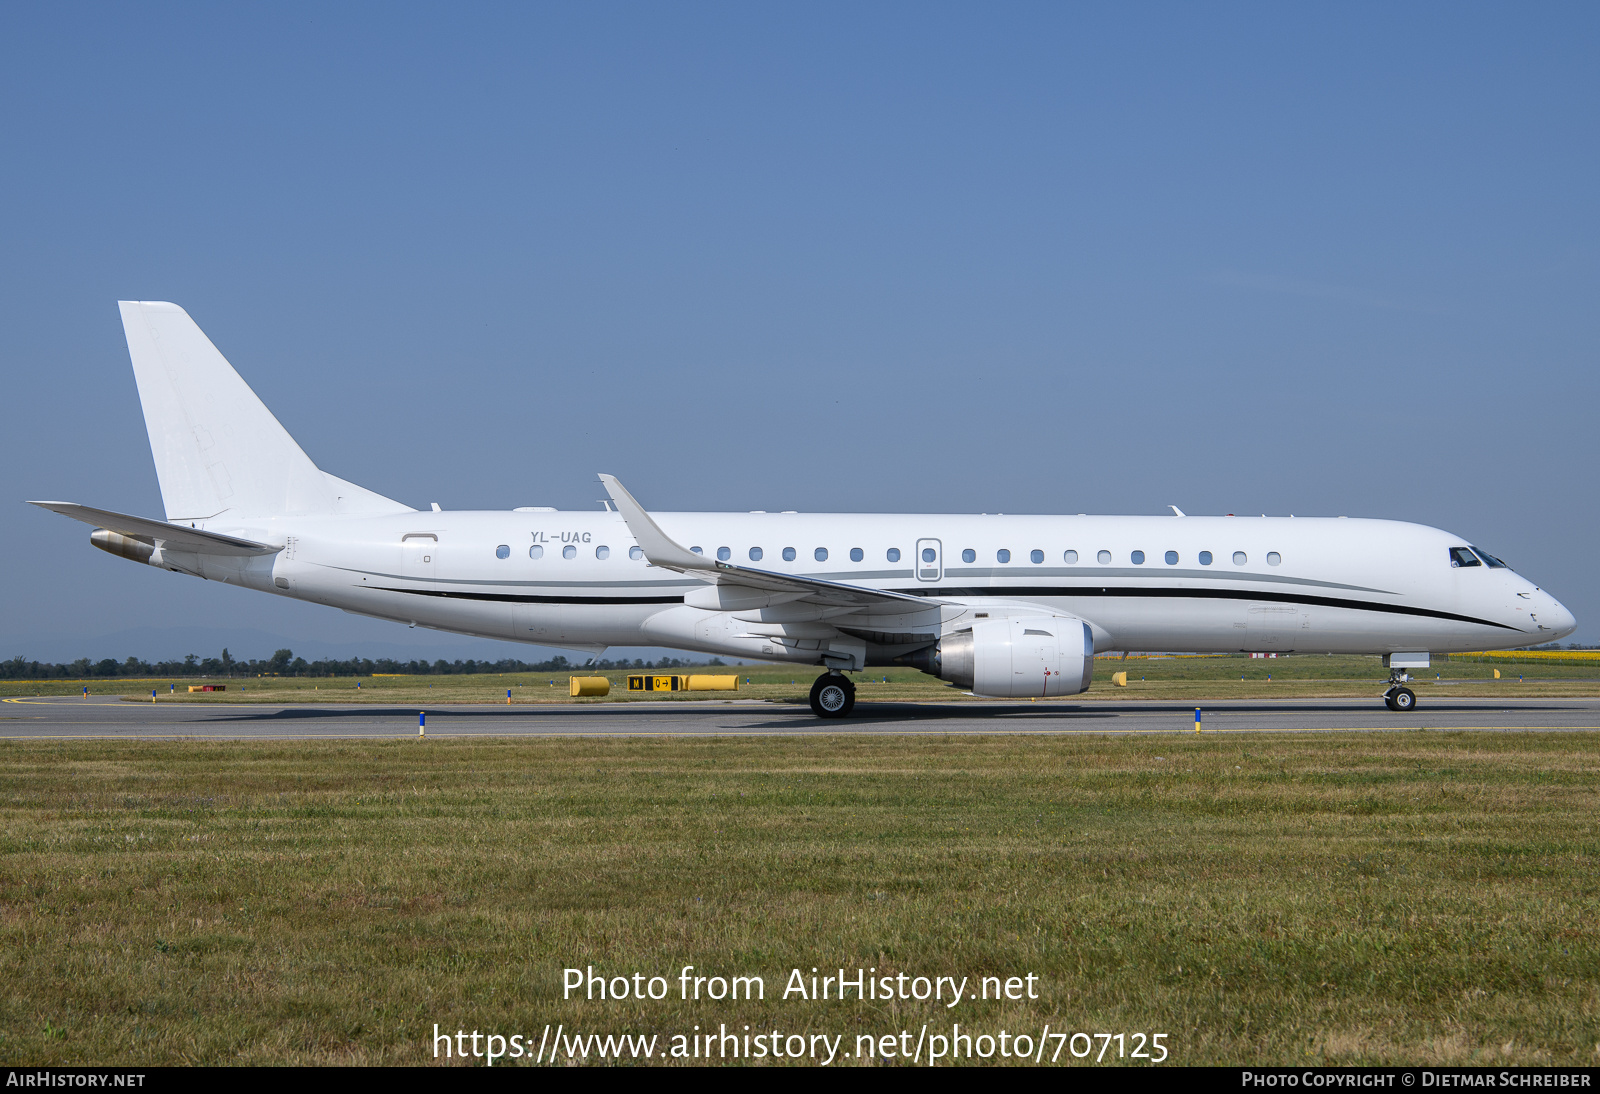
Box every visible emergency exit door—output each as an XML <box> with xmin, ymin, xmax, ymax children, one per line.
<box><xmin>915</xmin><ymin>538</ymin><xmax>942</xmax><ymax>582</ymax></box>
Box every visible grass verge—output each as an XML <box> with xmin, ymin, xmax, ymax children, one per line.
<box><xmin>1</xmin><ymin>733</ymin><xmax>1597</xmax><ymax>1065</ymax></box>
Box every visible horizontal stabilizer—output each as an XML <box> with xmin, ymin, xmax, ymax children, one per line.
<box><xmin>598</xmin><ymin>474</ymin><xmax>934</xmax><ymax>611</ymax></box>
<box><xmin>28</xmin><ymin>501</ymin><xmax>281</xmax><ymax>556</ymax></box>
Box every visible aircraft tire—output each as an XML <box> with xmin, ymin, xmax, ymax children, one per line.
<box><xmin>809</xmin><ymin>674</ymin><xmax>855</xmax><ymax>718</ymax></box>
<box><xmin>1391</xmin><ymin>686</ymin><xmax>1416</xmax><ymax>712</ymax></box>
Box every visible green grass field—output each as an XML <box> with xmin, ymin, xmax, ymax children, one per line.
<box><xmin>3</xmin><ymin>652</ymin><xmax>1596</xmax><ymax>705</ymax></box>
<box><xmin>1</xmin><ymin>732</ymin><xmax>1596</xmax><ymax>1065</ymax></box>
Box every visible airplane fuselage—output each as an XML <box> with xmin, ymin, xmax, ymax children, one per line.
<box><xmin>175</xmin><ymin>509</ymin><xmax>1573</xmax><ymax>664</ymax></box>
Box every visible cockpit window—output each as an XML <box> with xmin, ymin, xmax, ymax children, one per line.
<box><xmin>1449</xmin><ymin>547</ymin><xmax>1481</xmax><ymax>568</ymax></box>
<box><xmin>1471</xmin><ymin>546</ymin><xmax>1509</xmax><ymax>569</ymax></box>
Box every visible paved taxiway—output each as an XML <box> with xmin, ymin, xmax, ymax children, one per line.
<box><xmin>2</xmin><ymin>695</ymin><xmax>1598</xmax><ymax>739</ymax></box>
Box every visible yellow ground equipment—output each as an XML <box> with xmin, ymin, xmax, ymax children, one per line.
<box><xmin>569</xmin><ymin>677</ymin><xmax>610</xmax><ymax>697</ymax></box>
<box><xmin>188</xmin><ymin>684</ymin><xmax>227</xmax><ymax>692</ymax></box>
<box><xmin>627</xmin><ymin>674</ymin><xmax>739</xmax><ymax>693</ymax></box>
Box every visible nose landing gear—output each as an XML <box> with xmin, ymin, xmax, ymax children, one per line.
<box><xmin>809</xmin><ymin>672</ymin><xmax>856</xmax><ymax>718</ymax></box>
<box><xmin>1383</xmin><ymin>667</ymin><xmax>1417</xmax><ymax>712</ymax></box>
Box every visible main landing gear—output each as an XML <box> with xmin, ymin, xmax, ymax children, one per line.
<box><xmin>809</xmin><ymin>672</ymin><xmax>856</xmax><ymax>719</ymax></box>
<box><xmin>1385</xmin><ymin>687</ymin><xmax>1416</xmax><ymax>712</ymax></box>
<box><xmin>1383</xmin><ymin>668</ymin><xmax>1417</xmax><ymax>712</ymax></box>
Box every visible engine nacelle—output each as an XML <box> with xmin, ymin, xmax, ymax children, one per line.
<box><xmin>912</xmin><ymin>617</ymin><xmax>1094</xmax><ymax>698</ymax></box>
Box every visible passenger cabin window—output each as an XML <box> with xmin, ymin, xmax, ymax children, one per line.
<box><xmin>1198</xmin><ymin>551</ymin><xmax>1212</xmax><ymax>565</ymax></box>
<box><xmin>923</xmin><ymin>548</ymin><xmax>937</xmax><ymax>563</ymax></box>
<box><xmin>595</xmin><ymin>545</ymin><xmax>610</xmax><ymax>559</ymax></box>
<box><xmin>495</xmin><ymin>544</ymin><xmax>510</xmax><ymax>559</ymax></box>
<box><xmin>691</xmin><ymin>546</ymin><xmax>703</xmax><ymax>555</ymax></box>
<box><xmin>1064</xmin><ymin>550</ymin><xmax>1078</xmax><ymax>563</ymax></box>
<box><xmin>1097</xmin><ymin>550</ymin><xmax>1111</xmax><ymax>564</ymax></box>
<box><xmin>717</xmin><ymin>547</ymin><xmax>731</xmax><ymax>561</ymax></box>
<box><xmin>1450</xmin><ymin>547</ymin><xmax>1482</xmax><ymax>568</ymax></box>
<box><xmin>562</xmin><ymin>545</ymin><xmax>577</xmax><ymax>559</ymax></box>
<box><xmin>1131</xmin><ymin>550</ymin><xmax>1145</xmax><ymax>565</ymax></box>
<box><xmin>1232</xmin><ymin>551</ymin><xmax>1247</xmax><ymax>565</ymax></box>
<box><xmin>850</xmin><ymin>548</ymin><xmax>864</xmax><ymax>562</ymax></box>
<box><xmin>629</xmin><ymin>546</ymin><xmax>643</xmax><ymax>560</ymax></box>
<box><xmin>1471</xmin><ymin>546</ymin><xmax>1509</xmax><ymax>568</ymax></box>
<box><xmin>529</xmin><ymin>545</ymin><xmax>543</xmax><ymax>559</ymax></box>
<box><xmin>997</xmin><ymin>549</ymin><xmax>1011</xmax><ymax>563</ymax></box>
<box><xmin>1165</xmin><ymin>550</ymin><xmax>1178</xmax><ymax>565</ymax></box>
<box><xmin>782</xmin><ymin>547</ymin><xmax>796</xmax><ymax>561</ymax></box>
<box><xmin>887</xmin><ymin>548</ymin><xmax>901</xmax><ymax>562</ymax></box>
<box><xmin>961</xmin><ymin>549</ymin><xmax>976</xmax><ymax>563</ymax></box>
<box><xmin>814</xmin><ymin>548</ymin><xmax>828</xmax><ymax>561</ymax></box>
<box><xmin>749</xmin><ymin>547</ymin><xmax>763</xmax><ymax>561</ymax></box>
<box><xmin>1030</xmin><ymin>549</ymin><xmax>1044</xmax><ymax>563</ymax></box>
<box><xmin>1266</xmin><ymin>551</ymin><xmax>1281</xmax><ymax>566</ymax></box>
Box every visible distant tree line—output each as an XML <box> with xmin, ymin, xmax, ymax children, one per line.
<box><xmin>0</xmin><ymin>649</ymin><xmax>721</xmax><ymax>680</ymax></box>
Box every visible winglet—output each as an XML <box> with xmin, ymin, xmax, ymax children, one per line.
<box><xmin>598</xmin><ymin>475</ymin><xmax>712</xmax><ymax>573</ymax></box>
<box><xmin>1169</xmin><ymin>505</ymin><xmax>1186</xmax><ymax>517</ymax></box>
<box><xmin>597</xmin><ymin>474</ymin><xmax>936</xmax><ymax>610</ymax></box>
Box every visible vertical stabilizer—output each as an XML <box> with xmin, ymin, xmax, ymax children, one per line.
<box><xmin>117</xmin><ymin>301</ymin><xmax>411</xmax><ymax>520</ymax></box>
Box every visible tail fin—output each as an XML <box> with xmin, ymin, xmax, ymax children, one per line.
<box><xmin>118</xmin><ymin>301</ymin><xmax>412</xmax><ymax>520</ymax></box>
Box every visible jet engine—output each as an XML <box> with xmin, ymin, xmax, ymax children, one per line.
<box><xmin>905</xmin><ymin>617</ymin><xmax>1095</xmax><ymax>698</ymax></box>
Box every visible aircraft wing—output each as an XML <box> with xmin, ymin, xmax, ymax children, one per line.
<box><xmin>28</xmin><ymin>501</ymin><xmax>282</xmax><ymax>556</ymax></box>
<box><xmin>599</xmin><ymin>475</ymin><xmax>935</xmax><ymax>610</ymax></box>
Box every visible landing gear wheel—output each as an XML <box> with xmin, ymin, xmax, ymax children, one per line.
<box><xmin>1390</xmin><ymin>686</ymin><xmax>1416</xmax><ymax>712</ymax></box>
<box><xmin>809</xmin><ymin>673</ymin><xmax>855</xmax><ymax>718</ymax></box>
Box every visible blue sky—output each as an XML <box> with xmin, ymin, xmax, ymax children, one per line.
<box><xmin>2</xmin><ymin>3</ymin><xmax>1596</xmax><ymax>661</ymax></box>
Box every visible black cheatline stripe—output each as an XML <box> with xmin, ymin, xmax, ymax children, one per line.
<box><xmin>376</xmin><ymin>583</ymin><xmax>1519</xmax><ymax>632</ymax></box>
<box><xmin>375</xmin><ymin>588</ymin><xmax>684</xmax><ymax>606</ymax></box>
<box><xmin>887</xmin><ymin>586</ymin><xmax>1521</xmax><ymax>631</ymax></box>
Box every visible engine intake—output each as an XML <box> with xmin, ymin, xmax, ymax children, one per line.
<box><xmin>906</xmin><ymin>617</ymin><xmax>1095</xmax><ymax>698</ymax></box>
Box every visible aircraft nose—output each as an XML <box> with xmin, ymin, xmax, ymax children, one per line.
<box><xmin>1548</xmin><ymin>598</ymin><xmax>1578</xmax><ymax>639</ymax></box>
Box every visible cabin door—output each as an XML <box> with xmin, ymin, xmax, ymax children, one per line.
<box><xmin>401</xmin><ymin>534</ymin><xmax>437</xmax><ymax>579</ymax></box>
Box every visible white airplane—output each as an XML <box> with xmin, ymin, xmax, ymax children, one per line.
<box><xmin>31</xmin><ymin>302</ymin><xmax>1577</xmax><ymax>718</ymax></box>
